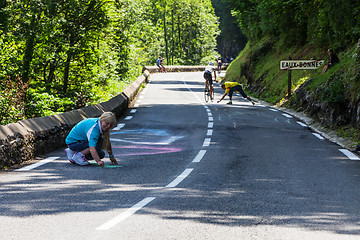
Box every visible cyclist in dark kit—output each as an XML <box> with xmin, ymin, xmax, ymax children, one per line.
<box><xmin>203</xmin><ymin>62</ymin><xmax>217</xmax><ymax>98</ymax></box>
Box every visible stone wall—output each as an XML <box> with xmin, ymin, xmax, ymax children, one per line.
<box><xmin>0</xmin><ymin>74</ymin><xmax>145</xmax><ymax>169</ymax></box>
<box><xmin>144</xmin><ymin>65</ymin><xmax>205</xmax><ymax>73</ymax></box>
<box><xmin>0</xmin><ymin>66</ymin><xmax>205</xmax><ymax>169</ymax></box>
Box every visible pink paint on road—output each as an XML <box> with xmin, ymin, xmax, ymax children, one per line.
<box><xmin>112</xmin><ymin>145</ymin><xmax>182</xmax><ymax>156</ymax></box>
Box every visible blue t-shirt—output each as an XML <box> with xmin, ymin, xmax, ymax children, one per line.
<box><xmin>156</xmin><ymin>58</ymin><xmax>161</xmax><ymax>66</ymax></box>
<box><xmin>65</xmin><ymin>118</ymin><xmax>103</xmax><ymax>147</ymax></box>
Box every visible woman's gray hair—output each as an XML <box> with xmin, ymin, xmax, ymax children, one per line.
<box><xmin>100</xmin><ymin>112</ymin><xmax>116</xmax><ymax>126</ymax></box>
<box><xmin>99</xmin><ymin>112</ymin><xmax>116</xmax><ymax>150</ymax></box>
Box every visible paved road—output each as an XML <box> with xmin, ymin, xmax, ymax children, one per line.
<box><xmin>1</xmin><ymin>72</ymin><xmax>360</xmax><ymax>240</ymax></box>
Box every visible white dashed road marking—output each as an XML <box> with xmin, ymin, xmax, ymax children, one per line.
<box><xmin>15</xmin><ymin>157</ymin><xmax>59</xmax><ymax>172</ymax></box>
<box><xmin>203</xmin><ymin>138</ymin><xmax>211</xmax><ymax>147</ymax></box>
<box><xmin>192</xmin><ymin>150</ymin><xmax>207</xmax><ymax>163</ymax></box>
<box><xmin>113</xmin><ymin>123</ymin><xmax>125</xmax><ymax>131</ymax></box>
<box><xmin>339</xmin><ymin>149</ymin><xmax>360</xmax><ymax>161</ymax></box>
<box><xmin>297</xmin><ymin>121</ymin><xmax>308</xmax><ymax>127</ymax></box>
<box><xmin>96</xmin><ymin>197</ymin><xmax>156</xmax><ymax>231</ymax></box>
<box><xmin>165</xmin><ymin>168</ymin><xmax>194</xmax><ymax>188</ymax></box>
<box><xmin>312</xmin><ymin>133</ymin><xmax>325</xmax><ymax>140</ymax></box>
<box><xmin>124</xmin><ymin>116</ymin><xmax>133</xmax><ymax>120</ymax></box>
<box><xmin>282</xmin><ymin>113</ymin><xmax>293</xmax><ymax>118</ymax></box>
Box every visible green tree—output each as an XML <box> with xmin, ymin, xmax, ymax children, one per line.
<box><xmin>146</xmin><ymin>0</ymin><xmax>219</xmax><ymax>65</ymax></box>
<box><xmin>228</xmin><ymin>0</ymin><xmax>360</xmax><ymax>48</ymax></box>
<box><xmin>211</xmin><ymin>0</ymin><xmax>247</xmax><ymax>58</ymax></box>
<box><xmin>1</xmin><ymin>0</ymin><xmax>220</xmax><ymax>124</ymax></box>
<box><xmin>0</xmin><ymin>0</ymin><xmax>8</xmax><ymax>32</ymax></box>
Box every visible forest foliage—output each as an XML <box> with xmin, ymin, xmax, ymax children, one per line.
<box><xmin>224</xmin><ymin>0</ymin><xmax>360</xmax><ymax>142</ymax></box>
<box><xmin>224</xmin><ymin>0</ymin><xmax>360</xmax><ymax>104</ymax></box>
<box><xmin>227</xmin><ymin>0</ymin><xmax>360</xmax><ymax>49</ymax></box>
<box><xmin>0</xmin><ymin>0</ymin><xmax>219</xmax><ymax>125</ymax></box>
<box><xmin>210</xmin><ymin>0</ymin><xmax>246</xmax><ymax>59</ymax></box>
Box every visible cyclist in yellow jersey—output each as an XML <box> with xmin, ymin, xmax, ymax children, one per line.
<box><xmin>217</xmin><ymin>82</ymin><xmax>255</xmax><ymax>105</ymax></box>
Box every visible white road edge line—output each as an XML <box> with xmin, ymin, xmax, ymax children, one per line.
<box><xmin>193</xmin><ymin>150</ymin><xmax>207</xmax><ymax>163</ymax></box>
<box><xmin>182</xmin><ymin>80</ymin><xmax>204</xmax><ymax>104</ymax></box>
<box><xmin>282</xmin><ymin>113</ymin><xmax>293</xmax><ymax>118</ymax></box>
<box><xmin>339</xmin><ymin>149</ymin><xmax>360</xmax><ymax>161</ymax></box>
<box><xmin>15</xmin><ymin>157</ymin><xmax>60</xmax><ymax>171</ymax></box>
<box><xmin>297</xmin><ymin>121</ymin><xmax>308</xmax><ymax>127</ymax></box>
<box><xmin>312</xmin><ymin>133</ymin><xmax>325</xmax><ymax>140</ymax></box>
<box><xmin>113</xmin><ymin>123</ymin><xmax>125</xmax><ymax>131</ymax></box>
<box><xmin>96</xmin><ymin>197</ymin><xmax>156</xmax><ymax>231</ymax></box>
<box><xmin>166</xmin><ymin>168</ymin><xmax>194</xmax><ymax>188</ymax></box>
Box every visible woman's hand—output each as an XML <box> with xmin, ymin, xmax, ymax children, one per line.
<box><xmin>110</xmin><ymin>156</ymin><xmax>118</xmax><ymax>165</ymax></box>
<box><xmin>97</xmin><ymin>160</ymin><xmax>105</xmax><ymax>167</ymax></box>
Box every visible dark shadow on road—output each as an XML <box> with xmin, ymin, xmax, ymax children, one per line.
<box><xmin>138</xmin><ymin>104</ymin><xmax>360</xmax><ymax>236</ymax></box>
<box><xmin>0</xmin><ymin>104</ymin><xmax>208</xmax><ymax>217</ymax></box>
<box><xmin>1</xmin><ymin>98</ymin><xmax>360</xmax><ymax>237</ymax></box>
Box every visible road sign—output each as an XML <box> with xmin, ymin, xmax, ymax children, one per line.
<box><xmin>280</xmin><ymin>60</ymin><xmax>324</xmax><ymax>70</ymax></box>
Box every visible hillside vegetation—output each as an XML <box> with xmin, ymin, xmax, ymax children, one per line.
<box><xmin>224</xmin><ymin>0</ymin><xmax>360</xmax><ymax>146</ymax></box>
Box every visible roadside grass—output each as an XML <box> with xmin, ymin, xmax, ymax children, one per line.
<box><xmin>335</xmin><ymin>125</ymin><xmax>360</xmax><ymax>144</ymax></box>
<box><xmin>93</xmin><ymin>78</ymin><xmax>133</xmax><ymax>103</ymax></box>
<box><xmin>225</xmin><ymin>38</ymin><xmax>360</xmax><ymax>146</ymax></box>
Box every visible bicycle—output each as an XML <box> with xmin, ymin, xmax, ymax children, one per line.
<box><xmin>204</xmin><ymin>83</ymin><xmax>214</xmax><ymax>103</ymax></box>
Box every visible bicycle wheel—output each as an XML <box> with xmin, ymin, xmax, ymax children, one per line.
<box><xmin>210</xmin><ymin>88</ymin><xmax>215</xmax><ymax>102</ymax></box>
<box><xmin>204</xmin><ymin>86</ymin><xmax>209</xmax><ymax>103</ymax></box>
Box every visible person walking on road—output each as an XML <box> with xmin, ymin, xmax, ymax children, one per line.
<box><xmin>217</xmin><ymin>58</ymin><xmax>222</xmax><ymax>73</ymax></box>
<box><xmin>65</xmin><ymin>112</ymin><xmax>118</xmax><ymax>167</ymax></box>
<box><xmin>217</xmin><ymin>82</ymin><xmax>255</xmax><ymax>105</ymax></box>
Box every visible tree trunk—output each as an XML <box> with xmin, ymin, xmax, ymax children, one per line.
<box><xmin>178</xmin><ymin>15</ymin><xmax>181</xmax><ymax>59</ymax></box>
<box><xmin>63</xmin><ymin>51</ymin><xmax>72</xmax><ymax>93</ymax></box>
<box><xmin>171</xmin><ymin>8</ymin><xmax>175</xmax><ymax>65</ymax></box>
<box><xmin>163</xmin><ymin>0</ymin><xmax>168</xmax><ymax>62</ymax></box>
<box><xmin>22</xmin><ymin>15</ymin><xmax>37</xmax><ymax>83</ymax></box>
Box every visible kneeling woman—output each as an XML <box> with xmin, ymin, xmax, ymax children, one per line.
<box><xmin>65</xmin><ymin>112</ymin><xmax>118</xmax><ymax>167</ymax></box>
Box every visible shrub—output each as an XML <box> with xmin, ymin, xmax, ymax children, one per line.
<box><xmin>0</xmin><ymin>76</ymin><xmax>28</xmax><ymax>125</ymax></box>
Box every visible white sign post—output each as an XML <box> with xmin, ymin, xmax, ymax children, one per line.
<box><xmin>280</xmin><ymin>59</ymin><xmax>324</xmax><ymax>98</ymax></box>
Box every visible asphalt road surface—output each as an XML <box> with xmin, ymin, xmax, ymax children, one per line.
<box><xmin>1</xmin><ymin>72</ymin><xmax>360</xmax><ymax>240</ymax></box>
